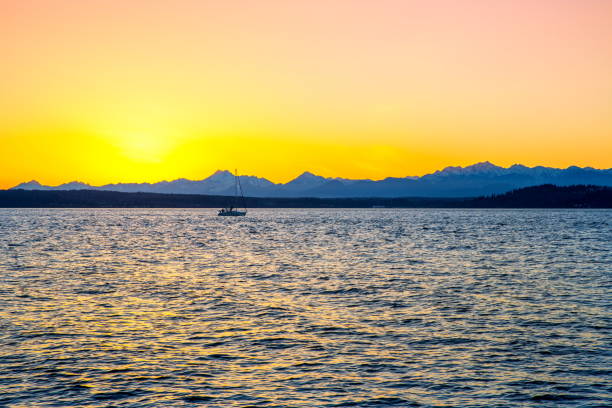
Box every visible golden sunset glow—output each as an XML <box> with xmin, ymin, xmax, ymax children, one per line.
<box><xmin>1</xmin><ymin>0</ymin><xmax>611</xmax><ymax>188</ymax></box>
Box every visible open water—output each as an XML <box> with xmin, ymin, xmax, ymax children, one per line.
<box><xmin>0</xmin><ymin>208</ymin><xmax>610</xmax><ymax>407</ymax></box>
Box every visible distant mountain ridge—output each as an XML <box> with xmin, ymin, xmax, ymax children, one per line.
<box><xmin>11</xmin><ymin>162</ymin><xmax>612</xmax><ymax>198</ymax></box>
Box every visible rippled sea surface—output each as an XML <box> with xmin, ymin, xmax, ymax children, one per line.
<box><xmin>0</xmin><ymin>209</ymin><xmax>610</xmax><ymax>407</ymax></box>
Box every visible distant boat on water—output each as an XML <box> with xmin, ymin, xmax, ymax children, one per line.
<box><xmin>218</xmin><ymin>170</ymin><xmax>247</xmax><ymax>216</ymax></box>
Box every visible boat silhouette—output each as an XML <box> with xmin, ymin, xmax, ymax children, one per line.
<box><xmin>218</xmin><ymin>170</ymin><xmax>247</xmax><ymax>216</ymax></box>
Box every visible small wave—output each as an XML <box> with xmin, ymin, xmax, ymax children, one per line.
<box><xmin>318</xmin><ymin>287</ymin><xmax>369</xmax><ymax>295</ymax></box>
<box><xmin>182</xmin><ymin>395</ymin><xmax>215</xmax><ymax>403</ymax></box>
<box><xmin>333</xmin><ymin>397</ymin><xmax>420</xmax><ymax>407</ymax></box>
<box><xmin>201</xmin><ymin>353</ymin><xmax>240</xmax><ymax>361</ymax></box>
<box><xmin>91</xmin><ymin>389</ymin><xmax>147</xmax><ymax>401</ymax></box>
<box><xmin>531</xmin><ymin>393</ymin><xmax>583</xmax><ymax>402</ymax></box>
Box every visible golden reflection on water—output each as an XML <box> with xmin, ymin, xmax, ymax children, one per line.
<box><xmin>0</xmin><ymin>209</ymin><xmax>610</xmax><ymax>407</ymax></box>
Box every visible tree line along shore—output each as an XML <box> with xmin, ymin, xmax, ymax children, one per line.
<box><xmin>1</xmin><ymin>184</ymin><xmax>610</xmax><ymax>208</ymax></box>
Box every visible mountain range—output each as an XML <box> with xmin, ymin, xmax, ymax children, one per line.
<box><xmin>11</xmin><ymin>162</ymin><xmax>612</xmax><ymax>198</ymax></box>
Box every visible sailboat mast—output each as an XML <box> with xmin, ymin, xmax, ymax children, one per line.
<box><xmin>238</xmin><ymin>175</ymin><xmax>247</xmax><ymax>213</ymax></box>
<box><xmin>234</xmin><ymin>168</ymin><xmax>238</xmax><ymax>208</ymax></box>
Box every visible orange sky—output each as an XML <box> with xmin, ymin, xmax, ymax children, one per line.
<box><xmin>1</xmin><ymin>0</ymin><xmax>611</xmax><ymax>188</ymax></box>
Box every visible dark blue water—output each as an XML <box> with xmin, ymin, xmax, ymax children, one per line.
<box><xmin>0</xmin><ymin>209</ymin><xmax>610</xmax><ymax>407</ymax></box>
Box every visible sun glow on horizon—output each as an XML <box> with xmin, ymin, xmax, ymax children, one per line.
<box><xmin>103</xmin><ymin>130</ymin><xmax>176</xmax><ymax>164</ymax></box>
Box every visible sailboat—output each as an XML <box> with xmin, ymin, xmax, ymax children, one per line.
<box><xmin>218</xmin><ymin>170</ymin><xmax>247</xmax><ymax>216</ymax></box>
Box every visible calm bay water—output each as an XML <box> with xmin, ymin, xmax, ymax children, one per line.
<box><xmin>0</xmin><ymin>208</ymin><xmax>610</xmax><ymax>407</ymax></box>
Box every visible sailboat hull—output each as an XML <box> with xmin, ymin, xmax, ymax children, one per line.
<box><xmin>218</xmin><ymin>210</ymin><xmax>247</xmax><ymax>216</ymax></box>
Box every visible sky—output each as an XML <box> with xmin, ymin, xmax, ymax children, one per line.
<box><xmin>1</xmin><ymin>0</ymin><xmax>611</xmax><ymax>188</ymax></box>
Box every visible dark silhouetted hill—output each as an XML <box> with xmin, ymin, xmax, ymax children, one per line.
<box><xmin>1</xmin><ymin>184</ymin><xmax>610</xmax><ymax>208</ymax></box>
<box><xmin>470</xmin><ymin>184</ymin><xmax>612</xmax><ymax>208</ymax></box>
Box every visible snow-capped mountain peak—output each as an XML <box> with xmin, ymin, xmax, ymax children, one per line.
<box><xmin>206</xmin><ymin>170</ymin><xmax>235</xmax><ymax>181</ymax></box>
<box><xmin>13</xmin><ymin>180</ymin><xmax>44</xmax><ymax>189</ymax></box>
<box><xmin>284</xmin><ymin>171</ymin><xmax>328</xmax><ymax>190</ymax></box>
<box><xmin>427</xmin><ymin>161</ymin><xmax>507</xmax><ymax>178</ymax></box>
